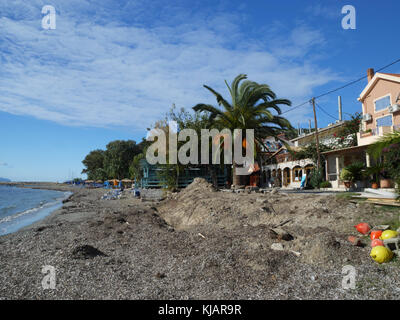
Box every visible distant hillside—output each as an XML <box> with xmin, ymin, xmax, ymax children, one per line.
<box><xmin>0</xmin><ymin>177</ymin><xmax>11</xmax><ymax>182</ymax></box>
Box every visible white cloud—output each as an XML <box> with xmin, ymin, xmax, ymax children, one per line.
<box><xmin>0</xmin><ymin>1</ymin><xmax>340</xmax><ymax>130</ymax></box>
<box><xmin>305</xmin><ymin>4</ymin><xmax>340</xmax><ymax>20</ymax></box>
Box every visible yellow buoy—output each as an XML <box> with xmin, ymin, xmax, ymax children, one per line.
<box><xmin>370</xmin><ymin>246</ymin><xmax>393</xmax><ymax>264</ymax></box>
<box><xmin>380</xmin><ymin>230</ymin><xmax>398</xmax><ymax>240</ymax></box>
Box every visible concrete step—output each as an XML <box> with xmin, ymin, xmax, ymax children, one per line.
<box><xmin>357</xmin><ymin>188</ymin><xmax>397</xmax><ymax>199</ymax></box>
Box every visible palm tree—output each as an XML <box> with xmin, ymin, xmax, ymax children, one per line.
<box><xmin>193</xmin><ymin>74</ymin><xmax>293</xmax><ymax>185</ymax></box>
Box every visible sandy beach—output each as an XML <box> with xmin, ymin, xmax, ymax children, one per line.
<box><xmin>0</xmin><ymin>181</ymin><xmax>400</xmax><ymax>299</ymax></box>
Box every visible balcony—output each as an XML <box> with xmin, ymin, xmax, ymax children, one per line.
<box><xmin>357</xmin><ymin>125</ymin><xmax>400</xmax><ymax>146</ymax></box>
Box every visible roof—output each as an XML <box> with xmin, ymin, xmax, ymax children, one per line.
<box><xmin>359</xmin><ymin>72</ymin><xmax>400</xmax><ymax>101</ymax></box>
<box><xmin>290</xmin><ymin>121</ymin><xmax>345</xmax><ymax>142</ymax></box>
<box><xmin>321</xmin><ymin>144</ymin><xmax>367</xmax><ymax>155</ymax></box>
<box><xmin>380</xmin><ymin>73</ymin><xmax>400</xmax><ymax>78</ymax></box>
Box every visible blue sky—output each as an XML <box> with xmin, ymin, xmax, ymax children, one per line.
<box><xmin>1</xmin><ymin>0</ymin><xmax>400</xmax><ymax>181</ymax></box>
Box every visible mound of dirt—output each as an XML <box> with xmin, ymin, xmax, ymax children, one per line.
<box><xmin>289</xmin><ymin>231</ymin><xmax>368</xmax><ymax>266</ymax></box>
<box><xmin>158</xmin><ymin>181</ymin><xmax>360</xmax><ymax>233</ymax></box>
<box><xmin>157</xmin><ymin>181</ymin><xmax>387</xmax><ymax>269</ymax></box>
<box><xmin>178</xmin><ymin>178</ymin><xmax>217</xmax><ymax>197</ymax></box>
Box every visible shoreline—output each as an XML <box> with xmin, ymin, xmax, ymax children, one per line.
<box><xmin>0</xmin><ymin>183</ymin><xmax>75</xmax><ymax>235</ymax></box>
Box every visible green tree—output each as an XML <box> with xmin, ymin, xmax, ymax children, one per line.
<box><xmin>129</xmin><ymin>153</ymin><xmax>145</xmax><ymax>181</ymax></box>
<box><xmin>103</xmin><ymin>140</ymin><xmax>142</xmax><ymax>179</ymax></box>
<box><xmin>81</xmin><ymin>149</ymin><xmax>105</xmax><ymax>180</ymax></box>
<box><xmin>193</xmin><ymin>74</ymin><xmax>293</xmax><ymax>185</ymax></box>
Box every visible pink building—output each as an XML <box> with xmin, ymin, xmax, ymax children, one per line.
<box><xmin>357</xmin><ymin>69</ymin><xmax>400</xmax><ymax>147</ymax></box>
<box><xmin>324</xmin><ymin>68</ymin><xmax>400</xmax><ymax>189</ymax></box>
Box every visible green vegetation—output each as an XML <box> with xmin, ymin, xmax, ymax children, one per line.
<box><xmin>309</xmin><ymin>167</ymin><xmax>325</xmax><ymax>189</ymax></box>
<box><xmin>368</xmin><ymin>131</ymin><xmax>400</xmax><ymax>199</ymax></box>
<box><xmin>340</xmin><ymin>161</ymin><xmax>365</xmax><ymax>182</ymax></box>
<box><xmin>333</xmin><ymin>112</ymin><xmax>362</xmax><ymax>148</ymax></box>
<box><xmin>319</xmin><ymin>181</ymin><xmax>332</xmax><ymax>188</ymax></box>
<box><xmin>82</xmin><ymin>140</ymin><xmax>145</xmax><ymax>180</ymax></box>
<box><xmin>290</xmin><ymin>143</ymin><xmax>332</xmax><ymax>164</ymax></box>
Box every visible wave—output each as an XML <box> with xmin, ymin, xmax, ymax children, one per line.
<box><xmin>0</xmin><ymin>191</ymin><xmax>72</xmax><ymax>235</ymax></box>
<box><xmin>0</xmin><ymin>200</ymin><xmax>60</xmax><ymax>224</ymax></box>
<box><xmin>0</xmin><ymin>204</ymin><xmax>17</xmax><ymax>215</ymax></box>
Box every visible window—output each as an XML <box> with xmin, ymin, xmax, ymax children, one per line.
<box><xmin>376</xmin><ymin>115</ymin><xmax>393</xmax><ymax>127</ymax></box>
<box><xmin>375</xmin><ymin>95</ymin><xmax>391</xmax><ymax>111</ymax></box>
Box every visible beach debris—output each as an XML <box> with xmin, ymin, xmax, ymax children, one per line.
<box><xmin>272</xmin><ymin>219</ymin><xmax>293</xmax><ymax>228</ymax></box>
<box><xmin>155</xmin><ymin>272</ymin><xmax>166</xmax><ymax>279</ymax></box>
<box><xmin>372</xmin><ymin>225</ymin><xmax>390</xmax><ymax>231</ymax></box>
<box><xmin>383</xmin><ymin>238</ymin><xmax>400</xmax><ymax>256</ymax></box>
<box><xmin>198</xmin><ymin>233</ymin><xmax>206</xmax><ymax>239</ymax></box>
<box><xmin>370</xmin><ymin>246</ymin><xmax>393</xmax><ymax>264</ymax></box>
<box><xmin>269</xmin><ymin>227</ymin><xmax>294</xmax><ymax>241</ymax></box>
<box><xmin>270</xmin><ymin>243</ymin><xmax>284</xmax><ymax>251</ymax></box>
<box><xmin>348</xmin><ymin>236</ymin><xmax>362</xmax><ymax>247</ymax></box>
<box><xmin>380</xmin><ymin>230</ymin><xmax>398</xmax><ymax>240</ymax></box>
<box><xmin>354</xmin><ymin>222</ymin><xmax>371</xmax><ymax>235</ymax></box>
<box><xmin>71</xmin><ymin>245</ymin><xmax>107</xmax><ymax>259</ymax></box>
<box><xmin>290</xmin><ymin>250</ymin><xmax>301</xmax><ymax>257</ymax></box>
<box><xmin>35</xmin><ymin>226</ymin><xmax>48</xmax><ymax>232</ymax></box>
<box><xmin>101</xmin><ymin>189</ymin><xmax>122</xmax><ymax>200</ymax></box>
<box><xmin>270</xmin><ymin>188</ymin><xmax>278</xmax><ymax>194</ymax></box>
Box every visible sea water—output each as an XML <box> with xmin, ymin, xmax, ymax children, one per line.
<box><xmin>0</xmin><ymin>185</ymin><xmax>71</xmax><ymax>236</ymax></box>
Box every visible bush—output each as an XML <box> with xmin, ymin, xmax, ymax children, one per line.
<box><xmin>320</xmin><ymin>181</ymin><xmax>332</xmax><ymax>188</ymax></box>
<box><xmin>340</xmin><ymin>168</ymin><xmax>352</xmax><ymax>182</ymax></box>
<box><xmin>340</xmin><ymin>162</ymin><xmax>365</xmax><ymax>182</ymax></box>
<box><xmin>383</xmin><ymin>143</ymin><xmax>400</xmax><ymax>180</ymax></box>
<box><xmin>309</xmin><ymin>168</ymin><xmax>324</xmax><ymax>189</ymax></box>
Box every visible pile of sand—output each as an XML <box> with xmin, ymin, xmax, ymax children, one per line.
<box><xmin>155</xmin><ymin>179</ymin><xmax>390</xmax><ymax>268</ymax></box>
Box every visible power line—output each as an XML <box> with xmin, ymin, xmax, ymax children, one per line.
<box><xmin>281</xmin><ymin>57</ymin><xmax>400</xmax><ymax>115</ymax></box>
<box><xmin>281</xmin><ymin>100</ymin><xmax>309</xmax><ymax>115</ymax></box>
<box><xmin>315</xmin><ymin>102</ymin><xmax>339</xmax><ymax>121</ymax></box>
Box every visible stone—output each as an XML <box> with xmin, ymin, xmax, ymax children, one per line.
<box><xmin>271</xmin><ymin>243</ymin><xmax>284</xmax><ymax>251</ymax></box>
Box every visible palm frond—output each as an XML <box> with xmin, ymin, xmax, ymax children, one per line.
<box><xmin>203</xmin><ymin>85</ymin><xmax>233</xmax><ymax>112</ymax></box>
<box><xmin>230</xmin><ymin>74</ymin><xmax>247</xmax><ymax>106</ymax></box>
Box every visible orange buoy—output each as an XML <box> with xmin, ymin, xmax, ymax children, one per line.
<box><xmin>354</xmin><ymin>223</ymin><xmax>371</xmax><ymax>235</ymax></box>
<box><xmin>371</xmin><ymin>239</ymin><xmax>384</xmax><ymax>247</ymax></box>
<box><xmin>370</xmin><ymin>230</ymin><xmax>383</xmax><ymax>240</ymax></box>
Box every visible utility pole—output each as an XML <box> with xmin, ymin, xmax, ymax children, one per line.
<box><xmin>311</xmin><ymin>98</ymin><xmax>321</xmax><ymax>170</ymax></box>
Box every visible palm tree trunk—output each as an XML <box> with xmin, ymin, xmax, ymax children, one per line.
<box><xmin>209</xmin><ymin>165</ymin><xmax>218</xmax><ymax>188</ymax></box>
<box><xmin>225</xmin><ymin>164</ymin><xmax>232</xmax><ymax>187</ymax></box>
<box><xmin>232</xmin><ymin>163</ymin><xmax>242</xmax><ymax>185</ymax></box>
